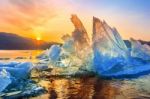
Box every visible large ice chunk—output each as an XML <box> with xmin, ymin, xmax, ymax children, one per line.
<box><xmin>92</xmin><ymin>17</ymin><xmax>128</xmax><ymax>72</ymax></box>
<box><xmin>0</xmin><ymin>62</ymin><xmax>33</xmax><ymax>79</ymax></box>
<box><xmin>0</xmin><ymin>69</ymin><xmax>11</xmax><ymax>92</ymax></box>
<box><xmin>130</xmin><ymin>38</ymin><xmax>150</xmax><ymax>60</ymax></box>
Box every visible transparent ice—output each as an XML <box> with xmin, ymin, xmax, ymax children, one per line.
<box><xmin>38</xmin><ymin>15</ymin><xmax>150</xmax><ymax>78</ymax></box>
<box><xmin>0</xmin><ymin>69</ymin><xmax>11</xmax><ymax>92</ymax></box>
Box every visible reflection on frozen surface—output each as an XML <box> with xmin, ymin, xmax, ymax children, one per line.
<box><xmin>32</xmin><ymin>77</ymin><xmax>118</xmax><ymax>99</ymax></box>
<box><xmin>31</xmin><ymin>76</ymin><xmax>150</xmax><ymax>99</ymax></box>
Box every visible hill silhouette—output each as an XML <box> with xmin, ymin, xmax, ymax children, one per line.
<box><xmin>0</xmin><ymin>32</ymin><xmax>61</xmax><ymax>50</ymax></box>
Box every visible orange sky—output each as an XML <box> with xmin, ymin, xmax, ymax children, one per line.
<box><xmin>0</xmin><ymin>0</ymin><xmax>149</xmax><ymax>42</ymax></box>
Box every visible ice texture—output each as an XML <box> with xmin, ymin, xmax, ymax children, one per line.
<box><xmin>51</xmin><ymin>15</ymin><xmax>93</xmax><ymax>68</ymax></box>
<box><xmin>101</xmin><ymin>63</ymin><xmax>150</xmax><ymax>78</ymax></box>
<box><xmin>0</xmin><ymin>69</ymin><xmax>11</xmax><ymax>92</ymax></box>
<box><xmin>71</xmin><ymin>15</ymin><xmax>90</xmax><ymax>46</ymax></box>
<box><xmin>71</xmin><ymin>15</ymin><xmax>90</xmax><ymax>52</ymax></box>
<box><xmin>92</xmin><ymin>17</ymin><xmax>129</xmax><ymax>72</ymax></box>
<box><xmin>130</xmin><ymin>38</ymin><xmax>150</xmax><ymax>60</ymax></box>
<box><xmin>0</xmin><ymin>61</ymin><xmax>20</xmax><ymax>67</ymax></box>
<box><xmin>48</xmin><ymin>45</ymin><xmax>61</xmax><ymax>62</ymax></box>
<box><xmin>0</xmin><ymin>62</ymin><xmax>33</xmax><ymax>79</ymax></box>
<box><xmin>62</xmin><ymin>37</ymin><xmax>75</xmax><ymax>54</ymax></box>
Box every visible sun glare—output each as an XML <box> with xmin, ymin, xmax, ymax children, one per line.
<box><xmin>36</xmin><ymin>37</ymin><xmax>41</xmax><ymax>41</ymax></box>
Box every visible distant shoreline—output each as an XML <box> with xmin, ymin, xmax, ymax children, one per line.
<box><xmin>0</xmin><ymin>32</ymin><xmax>61</xmax><ymax>50</ymax></box>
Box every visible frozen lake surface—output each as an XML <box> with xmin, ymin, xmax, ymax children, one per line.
<box><xmin>1</xmin><ymin>50</ymin><xmax>150</xmax><ymax>99</ymax></box>
<box><xmin>0</xmin><ymin>50</ymin><xmax>42</xmax><ymax>62</ymax></box>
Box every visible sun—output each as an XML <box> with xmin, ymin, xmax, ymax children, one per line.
<box><xmin>36</xmin><ymin>37</ymin><xmax>41</xmax><ymax>41</ymax></box>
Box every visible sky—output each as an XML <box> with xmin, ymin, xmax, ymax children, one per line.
<box><xmin>0</xmin><ymin>0</ymin><xmax>149</xmax><ymax>42</ymax></box>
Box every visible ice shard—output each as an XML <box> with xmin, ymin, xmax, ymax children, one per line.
<box><xmin>102</xmin><ymin>20</ymin><xmax>129</xmax><ymax>55</ymax></box>
<box><xmin>92</xmin><ymin>17</ymin><xmax>128</xmax><ymax>72</ymax></box>
<box><xmin>70</xmin><ymin>15</ymin><xmax>93</xmax><ymax>61</ymax></box>
<box><xmin>112</xmin><ymin>27</ymin><xmax>128</xmax><ymax>51</ymax></box>
<box><xmin>71</xmin><ymin>14</ymin><xmax>90</xmax><ymax>51</ymax></box>
<box><xmin>130</xmin><ymin>38</ymin><xmax>150</xmax><ymax>60</ymax></box>
<box><xmin>51</xmin><ymin>15</ymin><xmax>93</xmax><ymax>68</ymax></box>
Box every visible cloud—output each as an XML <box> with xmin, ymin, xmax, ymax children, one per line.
<box><xmin>0</xmin><ymin>0</ymin><xmax>58</xmax><ymax>36</ymax></box>
<box><xmin>9</xmin><ymin>0</ymin><xmax>36</xmax><ymax>14</ymax></box>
